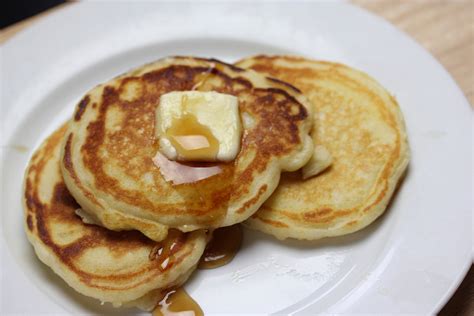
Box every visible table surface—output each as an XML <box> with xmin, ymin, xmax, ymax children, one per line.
<box><xmin>1</xmin><ymin>1</ymin><xmax>472</xmax><ymax>315</ymax></box>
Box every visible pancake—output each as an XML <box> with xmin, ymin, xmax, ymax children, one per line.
<box><xmin>236</xmin><ymin>56</ymin><xmax>410</xmax><ymax>240</ymax></box>
<box><xmin>61</xmin><ymin>56</ymin><xmax>314</xmax><ymax>241</ymax></box>
<box><xmin>23</xmin><ymin>125</ymin><xmax>207</xmax><ymax>309</ymax></box>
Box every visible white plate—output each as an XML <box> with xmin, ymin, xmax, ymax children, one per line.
<box><xmin>1</xmin><ymin>1</ymin><xmax>472</xmax><ymax>314</ymax></box>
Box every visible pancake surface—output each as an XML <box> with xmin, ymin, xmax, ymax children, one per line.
<box><xmin>23</xmin><ymin>125</ymin><xmax>207</xmax><ymax>308</ymax></box>
<box><xmin>236</xmin><ymin>56</ymin><xmax>410</xmax><ymax>240</ymax></box>
<box><xmin>61</xmin><ymin>56</ymin><xmax>314</xmax><ymax>241</ymax></box>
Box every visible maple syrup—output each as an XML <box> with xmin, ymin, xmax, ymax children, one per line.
<box><xmin>151</xmin><ymin>225</ymin><xmax>243</xmax><ymax>315</ymax></box>
<box><xmin>152</xmin><ymin>151</ymin><xmax>234</xmax><ymax>227</ymax></box>
<box><xmin>149</xmin><ymin>230</ymin><xmax>186</xmax><ymax>271</ymax></box>
<box><xmin>198</xmin><ymin>224</ymin><xmax>243</xmax><ymax>269</ymax></box>
<box><xmin>165</xmin><ymin>95</ymin><xmax>219</xmax><ymax>161</ymax></box>
<box><xmin>152</xmin><ymin>152</ymin><xmax>222</xmax><ymax>185</ymax></box>
<box><xmin>152</xmin><ymin>287</ymin><xmax>203</xmax><ymax>316</ymax></box>
<box><xmin>166</xmin><ymin>113</ymin><xmax>219</xmax><ymax>161</ymax></box>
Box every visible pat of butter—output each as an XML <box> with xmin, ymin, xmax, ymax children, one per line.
<box><xmin>156</xmin><ymin>91</ymin><xmax>242</xmax><ymax>162</ymax></box>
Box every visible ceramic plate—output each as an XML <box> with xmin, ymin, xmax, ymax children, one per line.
<box><xmin>1</xmin><ymin>2</ymin><xmax>471</xmax><ymax>314</ymax></box>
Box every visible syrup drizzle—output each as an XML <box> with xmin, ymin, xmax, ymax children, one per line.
<box><xmin>149</xmin><ymin>230</ymin><xmax>186</xmax><ymax>271</ymax></box>
<box><xmin>151</xmin><ymin>225</ymin><xmax>243</xmax><ymax>315</ymax></box>
<box><xmin>198</xmin><ymin>224</ymin><xmax>243</xmax><ymax>269</ymax></box>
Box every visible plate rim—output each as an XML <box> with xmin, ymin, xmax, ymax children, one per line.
<box><xmin>1</xmin><ymin>1</ymin><xmax>472</xmax><ymax>314</ymax></box>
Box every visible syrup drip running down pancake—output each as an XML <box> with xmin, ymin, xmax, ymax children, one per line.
<box><xmin>198</xmin><ymin>224</ymin><xmax>243</xmax><ymax>269</ymax></box>
<box><xmin>153</xmin><ymin>224</ymin><xmax>243</xmax><ymax>315</ymax></box>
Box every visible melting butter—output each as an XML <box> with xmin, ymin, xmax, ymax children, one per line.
<box><xmin>166</xmin><ymin>111</ymin><xmax>219</xmax><ymax>161</ymax></box>
<box><xmin>156</xmin><ymin>91</ymin><xmax>241</xmax><ymax>162</ymax></box>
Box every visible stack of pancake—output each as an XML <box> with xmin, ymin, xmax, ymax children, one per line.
<box><xmin>23</xmin><ymin>56</ymin><xmax>409</xmax><ymax>311</ymax></box>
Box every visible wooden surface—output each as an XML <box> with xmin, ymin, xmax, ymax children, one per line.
<box><xmin>1</xmin><ymin>1</ymin><xmax>472</xmax><ymax>314</ymax></box>
<box><xmin>354</xmin><ymin>0</ymin><xmax>473</xmax><ymax>106</ymax></box>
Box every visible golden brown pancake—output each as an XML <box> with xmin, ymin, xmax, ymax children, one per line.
<box><xmin>236</xmin><ymin>56</ymin><xmax>410</xmax><ymax>240</ymax></box>
<box><xmin>23</xmin><ymin>125</ymin><xmax>207</xmax><ymax>309</ymax></box>
<box><xmin>61</xmin><ymin>56</ymin><xmax>314</xmax><ymax>241</ymax></box>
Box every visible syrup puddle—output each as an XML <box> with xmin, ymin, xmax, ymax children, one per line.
<box><xmin>152</xmin><ymin>287</ymin><xmax>203</xmax><ymax>316</ymax></box>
